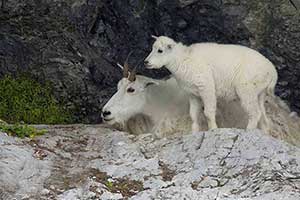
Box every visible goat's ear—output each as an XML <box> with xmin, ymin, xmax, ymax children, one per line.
<box><xmin>117</xmin><ymin>63</ymin><xmax>124</xmax><ymax>70</ymax></box>
<box><xmin>144</xmin><ymin>81</ymin><xmax>159</xmax><ymax>88</ymax></box>
<box><xmin>151</xmin><ymin>35</ymin><xmax>158</xmax><ymax>40</ymax></box>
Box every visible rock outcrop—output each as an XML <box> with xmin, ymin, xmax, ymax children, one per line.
<box><xmin>1</xmin><ymin>125</ymin><xmax>300</xmax><ymax>199</ymax></box>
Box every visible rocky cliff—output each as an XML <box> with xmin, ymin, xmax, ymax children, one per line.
<box><xmin>0</xmin><ymin>0</ymin><xmax>299</xmax><ymax>123</ymax></box>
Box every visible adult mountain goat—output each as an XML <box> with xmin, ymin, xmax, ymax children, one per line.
<box><xmin>101</xmin><ymin>56</ymin><xmax>191</xmax><ymax>137</ymax></box>
<box><xmin>145</xmin><ymin>36</ymin><xmax>278</xmax><ymax>133</ymax></box>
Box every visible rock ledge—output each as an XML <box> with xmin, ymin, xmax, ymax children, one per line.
<box><xmin>1</xmin><ymin>125</ymin><xmax>300</xmax><ymax>199</ymax></box>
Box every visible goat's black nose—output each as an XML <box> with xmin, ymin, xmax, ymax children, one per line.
<box><xmin>102</xmin><ymin>111</ymin><xmax>111</xmax><ymax>117</ymax></box>
<box><xmin>144</xmin><ymin>60</ymin><xmax>149</xmax><ymax>65</ymax></box>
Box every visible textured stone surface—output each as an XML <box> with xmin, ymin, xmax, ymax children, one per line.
<box><xmin>1</xmin><ymin>125</ymin><xmax>300</xmax><ymax>199</ymax></box>
<box><xmin>0</xmin><ymin>0</ymin><xmax>299</xmax><ymax>123</ymax></box>
<box><xmin>0</xmin><ymin>133</ymin><xmax>52</xmax><ymax>199</ymax></box>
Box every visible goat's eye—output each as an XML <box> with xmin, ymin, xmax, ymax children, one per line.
<box><xmin>158</xmin><ymin>49</ymin><xmax>163</xmax><ymax>53</ymax></box>
<box><xmin>127</xmin><ymin>87</ymin><xmax>135</xmax><ymax>93</ymax></box>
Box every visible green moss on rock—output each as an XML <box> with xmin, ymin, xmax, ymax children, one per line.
<box><xmin>0</xmin><ymin>123</ymin><xmax>46</xmax><ymax>138</ymax></box>
<box><xmin>0</xmin><ymin>75</ymin><xmax>73</xmax><ymax>124</ymax></box>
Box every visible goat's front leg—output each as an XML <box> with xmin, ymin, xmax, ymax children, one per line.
<box><xmin>200</xmin><ymin>89</ymin><xmax>218</xmax><ymax>130</ymax></box>
<box><xmin>189</xmin><ymin>95</ymin><xmax>202</xmax><ymax>133</ymax></box>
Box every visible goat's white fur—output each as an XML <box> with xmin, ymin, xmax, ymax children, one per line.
<box><xmin>102</xmin><ymin>75</ymin><xmax>190</xmax><ymax>136</ymax></box>
<box><xmin>145</xmin><ymin>36</ymin><xmax>278</xmax><ymax>133</ymax></box>
<box><xmin>102</xmin><ymin>74</ymin><xmax>300</xmax><ymax>145</ymax></box>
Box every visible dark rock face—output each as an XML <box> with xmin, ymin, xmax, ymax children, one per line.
<box><xmin>0</xmin><ymin>0</ymin><xmax>299</xmax><ymax>123</ymax></box>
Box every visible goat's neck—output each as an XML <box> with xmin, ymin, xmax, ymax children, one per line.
<box><xmin>142</xmin><ymin>107</ymin><xmax>162</xmax><ymax>126</ymax></box>
<box><xmin>165</xmin><ymin>44</ymin><xmax>189</xmax><ymax>76</ymax></box>
<box><xmin>142</xmin><ymin>84</ymin><xmax>169</xmax><ymax>125</ymax></box>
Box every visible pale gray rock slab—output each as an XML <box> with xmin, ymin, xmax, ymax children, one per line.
<box><xmin>0</xmin><ymin>133</ymin><xmax>52</xmax><ymax>199</ymax></box>
<box><xmin>1</xmin><ymin>125</ymin><xmax>300</xmax><ymax>199</ymax></box>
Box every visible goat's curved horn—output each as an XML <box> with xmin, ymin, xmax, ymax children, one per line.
<box><xmin>123</xmin><ymin>51</ymin><xmax>134</xmax><ymax>78</ymax></box>
<box><xmin>128</xmin><ymin>59</ymin><xmax>144</xmax><ymax>82</ymax></box>
<box><xmin>151</xmin><ymin>35</ymin><xmax>158</xmax><ymax>39</ymax></box>
<box><xmin>128</xmin><ymin>66</ymin><xmax>137</xmax><ymax>82</ymax></box>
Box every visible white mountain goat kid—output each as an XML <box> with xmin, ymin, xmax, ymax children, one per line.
<box><xmin>144</xmin><ymin>36</ymin><xmax>278</xmax><ymax>133</ymax></box>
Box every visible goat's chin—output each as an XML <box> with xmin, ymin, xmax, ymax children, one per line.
<box><xmin>105</xmin><ymin>119</ymin><xmax>127</xmax><ymax>131</ymax></box>
<box><xmin>146</xmin><ymin>63</ymin><xmax>163</xmax><ymax>69</ymax></box>
<box><xmin>153</xmin><ymin>65</ymin><xmax>164</xmax><ymax>69</ymax></box>
<box><xmin>103</xmin><ymin>119</ymin><xmax>115</xmax><ymax>125</ymax></box>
